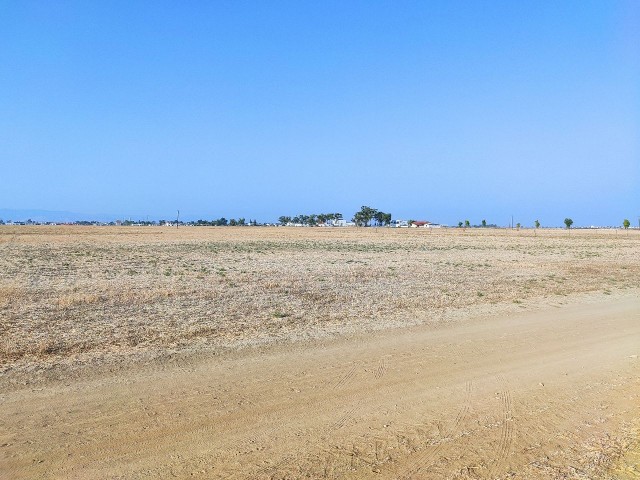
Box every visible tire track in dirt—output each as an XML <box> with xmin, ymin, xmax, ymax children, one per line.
<box><xmin>252</xmin><ymin>354</ymin><xmax>394</xmax><ymax>478</ymax></box>
<box><xmin>110</xmin><ymin>361</ymin><xmax>366</xmax><ymax>477</ymax></box>
<box><xmin>396</xmin><ymin>380</ymin><xmax>473</xmax><ymax>480</ymax></box>
<box><xmin>333</xmin><ymin>365</ymin><xmax>358</xmax><ymax>390</ymax></box>
<box><xmin>252</xmin><ymin>361</ymin><xmax>368</xmax><ymax>479</ymax></box>
<box><xmin>490</xmin><ymin>374</ymin><xmax>515</xmax><ymax>475</ymax></box>
<box><xmin>374</xmin><ymin>357</ymin><xmax>387</xmax><ymax>379</ymax></box>
<box><xmin>330</xmin><ymin>407</ymin><xmax>359</xmax><ymax>431</ymax></box>
<box><xmin>48</xmin><ymin>373</ymin><xmax>284</xmax><ymax>479</ymax></box>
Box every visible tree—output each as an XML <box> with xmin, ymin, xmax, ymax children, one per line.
<box><xmin>360</xmin><ymin>206</ymin><xmax>377</xmax><ymax>227</ymax></box>
<box><xmin>371</xmin><ymin>211</ymin><xmax>392</xmax><ymax>227</ymax></box>
<box><xmin>464</xmin><ymin>220</ymin><xmax>470</xmax><ymax>228</ymax></box>
<box><xmin>229</xmin><ymin>218</ymin><xmax>237</xmax><ymax>226</ymax></box>
<box><xmin>308</xmin><ymin>214</ymin><xmax>317</xmax><ymax>226</ymax></box>
<box><xmin>481</xmin><ymin>219</ymin><xmax>486</xmax><ymax>227</ymax></box>
<box><xmin>564</xmin><ymin>218</ymin><xmax>573</xmax><ymax>229</ymax></box>
<box><xmin>352</xmin><ymin>206</ymin><xmax>378</xmax><ymax>227</ymax></box>
<box><xmin>278</xmin><ymin>216</ymin><xmax>291</xmax><ymax>226</ymax></box>
<box><xmin>352</xmin><ymin>211</ymin><xmax>366</xmax><ymax>227</ymax></box>
<box><xmin>534</xmin><ymin>219</ymin><xmax>540</xmax><ymax>229</ymax></box>
<box><xmin>623</xmin><ymin>219</ymin><xmax>630</xmax><ymax>229</ymax></box>
<box><xmin>516</xmin><ymin>222</ymin><xmax>521</xmax><ymax>230</ymax></box>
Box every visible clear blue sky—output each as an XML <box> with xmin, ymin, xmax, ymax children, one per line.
<box><xmin>1</xmin><ymin>1</ymin><xmax>638</xmax><ymax>226</ymax></box>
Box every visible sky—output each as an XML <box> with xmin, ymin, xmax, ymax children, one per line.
<box><xmin>1</xmin><ymin>1</ymin><xmax>638</xmax><ymax>226</ymax></box>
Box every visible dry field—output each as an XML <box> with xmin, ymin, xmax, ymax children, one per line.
<box><xmin>1</xmin><ymin>226</ymin><xmax>639</xmax><ymax>480</ymax></box>
<box><xmin>0</xmin><ymin>226</ymin><xmax>638</xmax><ymax>376</ymax></box>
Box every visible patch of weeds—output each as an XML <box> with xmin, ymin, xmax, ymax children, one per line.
<box><xmin>477</xmin><ymin>292</ymin><xmax>484</xmax><ymax>297</ymax></box>
<box><xmin>273</xmin><ymin>311</ymin><xmax>290</xmax><ymax>318</ymax></box>
<box><xmin>164</xmin><ymin>268</ymin><xmax>172</xmax><ymax>276</ymax></box>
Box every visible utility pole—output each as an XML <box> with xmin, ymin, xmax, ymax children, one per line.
<box><xmin>176</xmin><ymin>210</ymin><xmax>180</xmax><ymax>229</ymax></box>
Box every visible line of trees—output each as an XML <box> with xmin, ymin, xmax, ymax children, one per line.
<box><xmin>454</xmin><ymin>217</ymin><xmax>636</xmax><ymax>230</ymax></box>
<box><xmin>352</xmin><ymin>206</ymin><xmax>392</xmax><ymax>227</ymax></box>
<box><xmin>189</xmin><ymin>218</ymin><xmax>258</xmax><ymax>226</ymax></box>
<box><xmin>278</xmin><ymin>213</ymin><xmax>343</xmax><ymax>226</ymax></box>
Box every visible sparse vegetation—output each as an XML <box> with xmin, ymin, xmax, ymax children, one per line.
<box><xmin>0</xmin><ymin>226</ymin><xmax>638</xmax><ymax>372</ymax></box>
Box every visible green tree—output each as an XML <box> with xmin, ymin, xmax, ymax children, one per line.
<box><xmin>352</xmin><ymin>211</ymin><xmax>366</xmax><ymax>227</ymax></box>
<box><xmin>278</xmin><ymin>216</ymin><xmax>291</xmax><ymax>226</ymax></box>
<box><xmin>464</xmin><ymin>220</ymin><xmax>470</xmax><ymax>228</ymax></box>
<box><xmin>481</xmin><ymin>219</ymin><xmax>486</xmax><ymax>227</ymax></box>
<box><xmin>229</xmin><ymin>218</ymin><xmax>237</xmax><ymax>226</ymax></box>
<box><xmin>516</xmin><ymin>222</ymin><xmax>521</xmax><ymax>230</ymax></box>
<box><xmin>353</xmin><ymin>206</ymin><xmax>378</xmax><ymax>227</ymax></box>
<box><xmin>534</xmin><ymin>219</ymin><xmax>540</xmax><ymax>229</ymax></box>
<box><xmin>623</xmin><ymin>219</ymin><xmax>630</xmax><ymax>229</ymax></box>
<box><xmin>564</xmin><ymin>218</ymin><xmax>573</xmax><ymax>229</ymax></box>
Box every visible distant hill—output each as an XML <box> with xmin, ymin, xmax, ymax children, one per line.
<box><xmin>0</xmin><ymin>209</ymin><xmax>119</xmax><ymax>223</ymax></box>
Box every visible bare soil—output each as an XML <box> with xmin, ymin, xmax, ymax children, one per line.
<box><xmin>1</xmin><ymin>293</ymin><xmax>639</xmax><ymax>479</ymax></box>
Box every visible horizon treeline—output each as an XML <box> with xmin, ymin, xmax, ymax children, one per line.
<box><xmin>278</xmin><ymin>213</ymin><xmax>343</xmax><ymax>226</ymax></box>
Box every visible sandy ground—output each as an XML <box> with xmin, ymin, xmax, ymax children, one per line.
<box><xmin>1</xmin><ymin>291</ymin><xmax>638</xmax><ymax>479</ymax></box>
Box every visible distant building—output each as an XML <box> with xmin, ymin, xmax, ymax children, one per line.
<box><xmin>332</xmin><ymin>220</ymin><xmax>355</xmax><ymax>227</ymax></box>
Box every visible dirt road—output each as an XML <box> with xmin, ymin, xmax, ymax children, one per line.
<box><xmin>1</xmin><ymin>293</ymin><xmax>639</xmax><ymax>479</ymax></box>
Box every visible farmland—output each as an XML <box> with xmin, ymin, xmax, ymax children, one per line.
<box><xmin>0</xmin><ymin>226</ymin><xmax>639</xmax><ymax>479</ymax></box>
<box><xmin>1</xmin><ymin>226</ymin><xmax>638</xmax><ymax>375</ymax></box>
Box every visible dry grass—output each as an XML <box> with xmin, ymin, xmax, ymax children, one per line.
<box><xmin>1</xmin><ymin>226</ymin><xmax>638</xmax><ymax>371</ymax></box>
